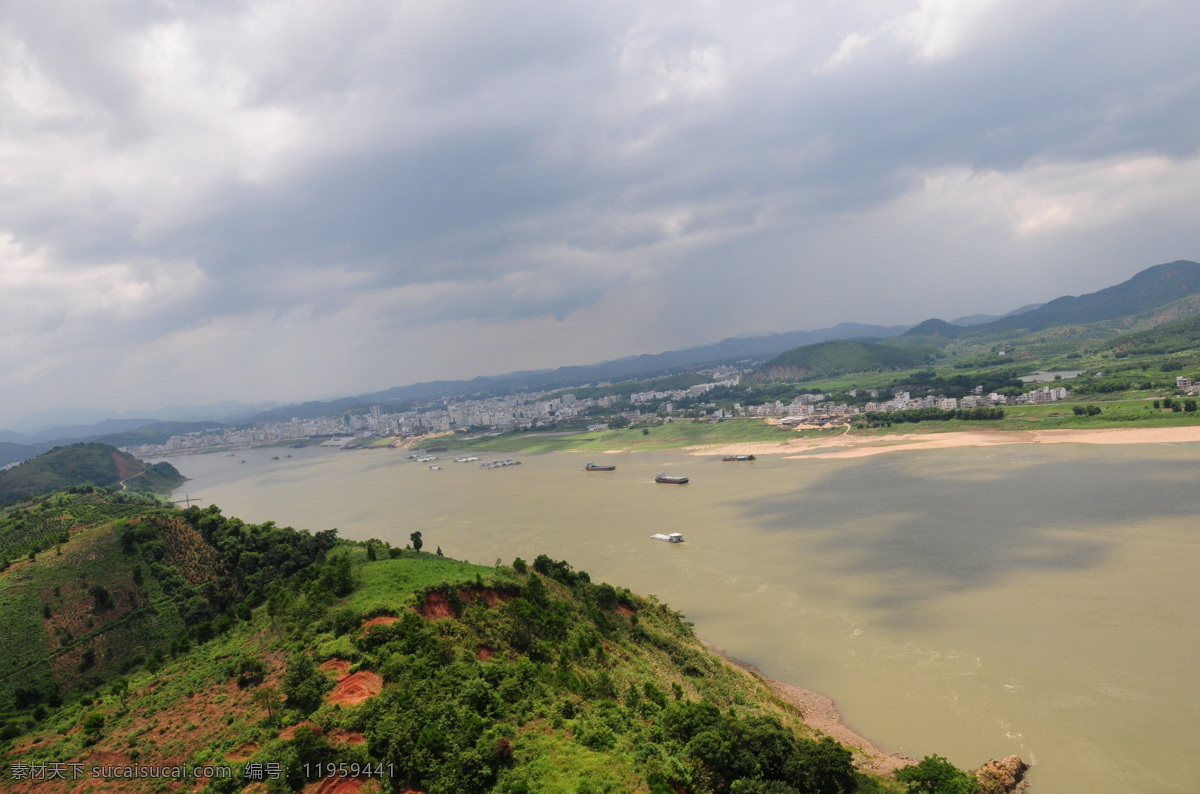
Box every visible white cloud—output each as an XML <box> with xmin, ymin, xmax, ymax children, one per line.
<box><xmin>0</xmin><ymin>0</ymin><xmax>1198</xmax><ymax>424</ymax></box>
<box><xmin>894</xmin><ymin>0</ymin><xmax>1006</xmax><ymax>63</ymax></box>
<box><xmin>908</xmin><ymin>152</ymin><xmax>1200</xmax><ymax>238</ymax></box>
<box><xmin>0</xmin><ymin>234</ymin><xmax>206</xmax><ymax>383</ymax></box>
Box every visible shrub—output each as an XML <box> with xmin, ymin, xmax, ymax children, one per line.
<box><xmin>895</xmin><ymin>755</ymin><xmax>980</xmax><ymax>794</ymax></box>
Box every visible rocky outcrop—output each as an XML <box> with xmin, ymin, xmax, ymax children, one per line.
<box><xmin>975</xmin><ymin>755</ymin><xmax>1030</xmax><ymax>793</ymax></box>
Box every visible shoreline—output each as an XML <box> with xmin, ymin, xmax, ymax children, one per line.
<box><xmin>688</xmin><ymin>425</ymin><xmax>1200</xmax><ymax>460</ymax></box>
<box><xmin>702</xmin><ymin>640</ymin><xmax>917</xmax><ymax>776</ymax></box>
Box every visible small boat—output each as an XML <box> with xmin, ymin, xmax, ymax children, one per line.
<box><xmin>584</xmin><ymin>462</ymin><xmax>616</xmax><ymax>471</ymax></box>
<box><xmin>429</xmin><ymin>465</ymin><xmax>442</xmax><ymax>470</ymax></box>
<box><xmin>721</xmin><ymin>455</ymin><xmax>757</xmax><ymax>462</ymax></box>
<box><xmin>271</xmin><ymin>456</ymin><xmax>280</xmax><ymax>460</ymax></box>
<box><xmin>655</xmin><ymin>473</ymin><xmax>689</xmax><ymax>484</ymax></box>
<box><xmin>651</xmin><ymin>532</ymin><xmax>684</xmax><ymax>543</ymax></box>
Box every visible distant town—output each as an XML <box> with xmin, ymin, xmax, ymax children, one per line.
<box><xmin>121</xmin><ymin>365</ymin><xmax>1086</xmax><ymax>458</ymax></box>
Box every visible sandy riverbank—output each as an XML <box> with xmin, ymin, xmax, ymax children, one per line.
<box><xmin>689</xmin><ymin>425</ymin><xmax>1200</xmax><ymax>460</ymax></box>
<box><xmin>702</xmin><ymin>640</ymin><xmax>916</xmax><ymax>775</ymax></box>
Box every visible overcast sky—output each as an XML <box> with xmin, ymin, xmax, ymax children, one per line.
<box><xmin>2</xmin><ymin>0</ymin><xmax>1198</xmax><ymax>428</ymax></box>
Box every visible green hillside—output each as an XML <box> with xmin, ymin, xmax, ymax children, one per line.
<box><xmin>756</xmin><ymin>340</ymin><xmax>930</xmax><ymax>381</ymax></box>
<box><xmin>0</xmin><ymin>443</ymin><xmax>184</xmax><ymax>505</ymax></box>
<box><xmin>0</xmin><ymin>494</ymin><xmax>337</xmax><ymax>719</ymax></box>
<box><xmin>0</xmin><ymin>495</ymin><xmax>1006</xmax><ymax>794</ymax></box>
<box><xmin>1098</xmin><ymin>312</ymin><xmax>1200</xmax><ymax>357</ymax></box>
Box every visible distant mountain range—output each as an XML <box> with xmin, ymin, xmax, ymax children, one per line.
<box><xmin>3</xmin><ymin>259</ymin><xmax>1199</xmax><ymax>462</ymax></box>
<box><xmin>948</xmin><ymin>303</ymin><xmax>1043</xmax><ymax>327</ymax></box>
<box><xmin>0</xmin><ymin>401</ymin><xmax>280</xmax><ymax>441</ymax></box>
<box><xmin>891</xmin><ymin>260</ymin><xmax>1200</xmax><ymax>344</ymax></box>
<box><xmin>964</xmin><ymin>260</ymin><xmax>1200</xmax><ymax>335</ymax></box>
<box><xmin>234</xmin><ymin>321</ymin><xmax>913</xmax><ymax>424</ymax></box>
<box><xmin>264</xmin><ymin>260</ymin><xmax>1200</xmax><ymax>418</ymax></box>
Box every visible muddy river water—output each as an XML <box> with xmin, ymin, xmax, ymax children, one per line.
<box><xmin>164</xmin><ymin>441</ymin><xmax>1200</xmax><ymax>793</ymax></box>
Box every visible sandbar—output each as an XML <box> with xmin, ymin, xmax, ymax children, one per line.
<box><xmin>690</xmin><ymin>425</ymin><xmax>1200</xmax><ymax>461</ymax></box>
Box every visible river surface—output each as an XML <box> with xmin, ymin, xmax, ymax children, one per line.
<box><xmin>163</xmin><ymin>442</ymin><xmax>1200</xmax><ymax>793</ymax></box>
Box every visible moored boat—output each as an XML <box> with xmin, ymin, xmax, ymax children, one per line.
<box><xmin>655</xmin><ymin>473</ymin><xmax>689</xmax><ymax>484</ymax></box>
<box><xmin>584</xmin><ymin>462</ymin><xmax>617</xmax><ymax>471</ymax></box>
<box><xmin>721</xmin><ymin>455</ymin><xmax>757</xmax><ymax>462</ymax></box>
<box><xmin>481</xmin><ymin>458</ymin><xmax>522</xmax><ymax>469</ymax></box>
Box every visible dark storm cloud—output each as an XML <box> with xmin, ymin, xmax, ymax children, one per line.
<box><xmin>1</xmin><ymin>0</ymin><xmax>1198</xmax><ymax>420</ymax></box>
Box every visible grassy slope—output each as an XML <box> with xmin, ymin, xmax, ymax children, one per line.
<box><xmin>0</xmin><ymin>499</ymin><xmax>194</xmax><ymax>711</ymax></box>
<box><xmin>3</xmin><ymin>548</ymin><xmax>905</xmax><ymax>793</ymax></box>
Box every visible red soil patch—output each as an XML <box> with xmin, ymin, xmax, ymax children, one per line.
<box><xmin>111</xmin><ymin>450</ymin><xmax>140</xmax><ymax>482</ymax></box>
<box><xmin>228</xmin><ymin>741</ymin><xmax>259</xmax><ymax>761</ymax></box>
<box><xmin>464</xmin><ymin>587</ymin><xmax>517</xmax><ymax>607</ymax></box>
<box><xmin>320</xmin><ymin>658</ymin><xmax>352</xmax><ymax>679</ymax></box>
<box><xmin>329</xmin><ymin>729</ymin><xmax>367</xmax><ymax>746</ymax></box>
<box><xmin>278</xmin><ymin>720</ymin><xmax>323</xmax><ymax>741</ymax></box>
<box><xmin>616</xmin><ymin>604</ymin><xmax>635</xmax><ymax>617</ymax></box>
<box><xmin>303</xmin><ymin>779</ymin><xmax>362</xmax><ymax>794</ymax></box>
<box><xmin>476</xmin><ymin>646</ymin><xmax>494</xmax><ymax>660</ymax></box>
<box><xmin>300</xmin><ymin>775</ymin><xmax>388</xmax><ymax>794</ymax></box>
<box><xmin>88</xmin><ymin>750</ymin><xmax>133</xmax><ymax>767</ymax></box>
<box><xmin>416</xmin><ymin>587</ymin><xmax>516</xmax><ymax>618</ymax></box>
<box><xmin>359</xmin><ymin>615</ymin><xmax>399</xmax><ymax>635</ymax></box>
<box><xmin>417</xmin><ymin>591</ymin><xmax>454</xmax><ymax>618</ymax></box>
<box><xmin>327</xmin><ymin>671</ymin><xmax>383</xmax><ymax>706</ymax></box>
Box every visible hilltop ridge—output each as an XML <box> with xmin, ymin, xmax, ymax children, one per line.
<box><xmin>0</xmin><ymin>443</ymin><xmax>184</xmax><ymax>506</ymax></box>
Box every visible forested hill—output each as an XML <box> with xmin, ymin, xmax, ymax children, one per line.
<box><xmin>754</xmin><ymin>340</ymin><xmax>931</xmax><ymax>382</ymax></box>
<box><xmin>0</xmin><ymin>443</ymin><xmax>184</xmax><ymax>505</ymax></box>
<box><xmin>900</xmin><ymin>318</ymin><xmax>969</xmax><ymax>339</ymax></box>
<box><xmin>1100</xmin><ymin>312</ymin><xmax>1200</xmax><ymax>356</ymax></box>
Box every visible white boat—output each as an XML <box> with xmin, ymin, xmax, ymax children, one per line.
<box><xmin>651</xmin><ymin>533</ymin><xmax>684</xmax><ymax>543</ymax></box>
<box><xmin>429</xmin><ymin>465</ymin><xmax>442</xmax><ymax>470</ymax></box>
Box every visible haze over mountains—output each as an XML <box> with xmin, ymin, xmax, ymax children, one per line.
<box><xmin>3</xmin><ymin>260</ymin><xmax>1198</xmax><ymax>456</ymax></box>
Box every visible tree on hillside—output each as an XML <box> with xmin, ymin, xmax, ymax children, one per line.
<box><xmin>252</xmin><ymin>685</ymin><xmax>284</xmax><ymax>719</ymax></box>
<box><xmin>282</xmin><ymin>653</ymin><xmax>327</xmax><ymax>714</ymax></box>
<box><xmin>410</xmin><ymin>531</ymin><xmax>423</xmax><ymax>554</ymax></box>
